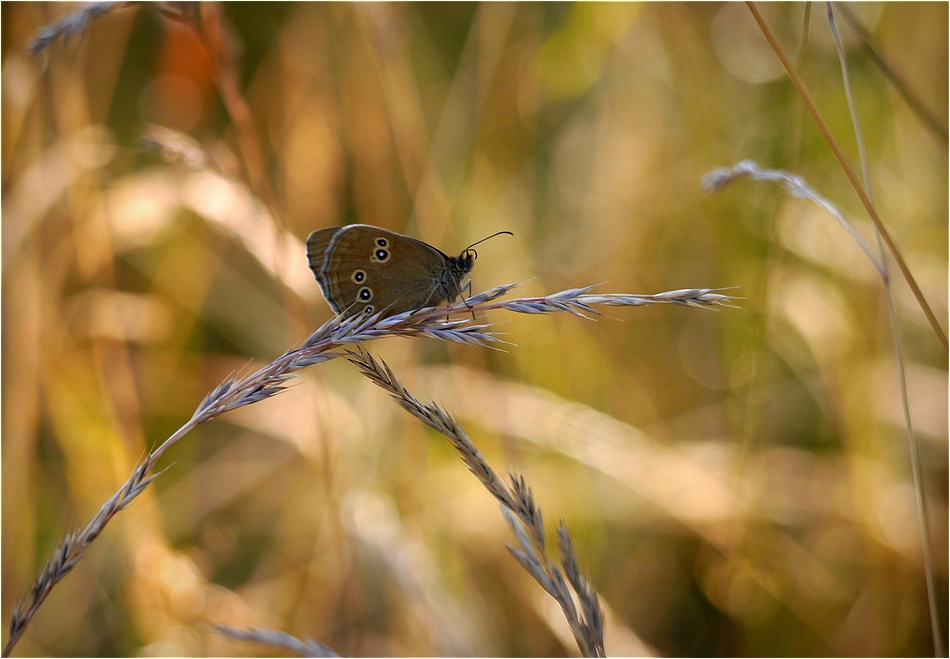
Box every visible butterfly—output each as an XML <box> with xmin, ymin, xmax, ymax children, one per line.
<box><xmin>306</xmin><ymin>224</ymin><xmax>510</xmax><ymax>319</ymax></box>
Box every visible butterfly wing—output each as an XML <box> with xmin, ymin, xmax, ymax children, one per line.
<box><xmin>320</xmin><ymin>225</ymin><xmax>450</xmax><ymax>318</ymax></box>
<box><xmin>306</xmin><ymin>227</ymin><xmax>345</xmax><ymax>311</ymax></box>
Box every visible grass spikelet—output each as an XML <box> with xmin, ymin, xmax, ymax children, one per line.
<box><xmin>345</xmin><ymin>347</ymin><xmax>606</xmax><ymax>657</ymax></box>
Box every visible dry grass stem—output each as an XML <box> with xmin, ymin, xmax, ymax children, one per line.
<box><xmin>826</xmin><ymin>9</ymin><xmax>943</xmax><ymax>655</ymax></box>
<box><xmin>832</xmin><ymin>2</ymin><xmax>949</xmax><ymax>144</ymax></box>
<box><xmin>345</xmin><ymin>347</ymin><xmax>606</xmax><ymax>657</ymax></box>
<box><xmin>2</xmin><ymin>460</ymin><xmax>158</xmax><ymax>656</ymax></box>
<box><xmin>28</xmin><ymin>2</ymin><xmax>123</xmax><ymax>55</ymax></box>
<box><xmin>5</xmin><ymin>281</ymin><xmax>724</xmax><ymax>655</ymax></box>
<box><xmin>28</xmin><ymin>2</ymin><xmax>203</xmax><ymax>55</ymax></box>
<box><xmin>703</xmin><ymin>160</ymin><xmax>883</xmax><ymax>274</ymax></box>
<box><xmin>29</xmin><ymin>2</ymin><xmax>274</xmax><ymax>212</ymax></box>
<box><xmin>745</xmin><ymin>1</ymin><xmax>948</xmax><ymax>351</ymax></box>
<box><xmin>213</xmin><ymin>624</ymin><xmax>339</xmax><ymax>658</ymax></box>
<box><xmin>826</xmin><ymin>4</ymin><xmax>871</xmax><ymax>198</ymax></box>
<box><xmin>707</xmin><ymin>13</ymin><xmax>946</xmax><ymax>652</ymax></box>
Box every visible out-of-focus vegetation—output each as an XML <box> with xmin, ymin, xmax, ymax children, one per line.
<box><xmin>2</xmin><ymin>2</ymin><xmax>946</xmax><ymax>656</ymax></box>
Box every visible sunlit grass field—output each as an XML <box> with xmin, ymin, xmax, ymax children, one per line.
<box><xmin>2</xmin><ymin>2</ymin><xmax>947</xmax><ymax>656</ymax></box>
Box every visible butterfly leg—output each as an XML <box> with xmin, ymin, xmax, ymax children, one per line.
<box><xmin>460</xmin><ymin>279</ymin><xmax>476</xmax><ymax>321</ymax></box>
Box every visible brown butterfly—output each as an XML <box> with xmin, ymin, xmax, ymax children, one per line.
<box><xmin>306</xmin><ymin>224</ymin><xmax>511</xmax><ymax>319</ymax></box>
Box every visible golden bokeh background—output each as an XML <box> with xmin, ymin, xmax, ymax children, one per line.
<box><xmin>2</xmin><ymin>2</ymin><xmax>947</xmax><ymax>656</ymax></box>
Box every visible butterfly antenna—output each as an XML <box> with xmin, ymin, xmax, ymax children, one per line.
<box><xmin>462</xmin><ymin>230</ymin><xmax>513</xmax><ymax>253</ymax></box>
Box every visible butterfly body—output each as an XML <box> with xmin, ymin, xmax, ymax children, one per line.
<box><xmin>306</xmin><ymin>224</ymin><xmax>475</xmax><ymax>319</ymax></box>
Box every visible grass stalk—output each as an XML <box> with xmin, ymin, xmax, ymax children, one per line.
<box><xmin>746</xmin><ymin>1</ymin><xmax>948</xmax><ymax>352</ymax></box>
<box><xmin>4</xmin><ymin>282</ymin><xmax>731</xmax><ymax>656</ymax></box>
<box><xmin>213</xmin><ymin>624</ymin><xmax>339</xmax><ymax>658</ymax></box>
<box><xmin>704</xmin><ymin>156</ymin><xmax>943</xmax><ymax>656</ymax></box>
<box><xmin>826</xmin><ymin>5</ymin><xmax>943</xmax><ymax>655</ymax></box>
<box><xmin>345</xmin><ymin>347</ymin><xmax>606</xmax><ymax>657</ymax></box>
<box><xmin>28</xmin><ymin>2</ymin><xmax>123</xmax><ymax>55</ymax></box>
<box><xmin>832</xmin><ymin>2</ymin><xmax>949</xmax><ymax>145</ymax></box>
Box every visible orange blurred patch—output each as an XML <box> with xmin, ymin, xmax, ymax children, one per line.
<box><xmin>157</xmin><ymin>18</ymin><xmax>215</xmax><ymax>95</ymax></box>
<box><xmin>143</xmin><ymin>18</ymin><xmax>216</xmax><ymax>130</ymax></box>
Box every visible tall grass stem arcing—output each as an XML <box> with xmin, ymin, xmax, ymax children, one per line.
<box><xmin>4</xmin><ymin>282</ymin><xmax>731</xmax><ymax>656</ymax></box>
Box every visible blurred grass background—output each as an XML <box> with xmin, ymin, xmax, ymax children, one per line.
<box><xmin>2</xmin><ymin>2</ymin><xmax>947</xmax><ymax>656</ymax></box>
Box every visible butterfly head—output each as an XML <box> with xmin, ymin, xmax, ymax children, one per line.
<box><xmin>443</xmin><ymin>231</ymin><xmax>513</xmax><ymax>303</ymax></box>
<box><xmin>458</xmin><ymin>248</ymin><xmax>476</xmax><ymax>273</ymax></box>
<box><xmin>440</xmin><ymin>251</ymin><xmax>475</xmax><ymax>298</ymax></box>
